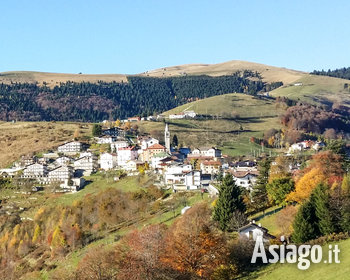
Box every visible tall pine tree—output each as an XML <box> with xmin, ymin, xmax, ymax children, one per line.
<box><xmin>292</xmin><ymin>199</ymin><xmax>318</xmax><ymax>243</ymax></box>
<box><xmin>313</xmin><ymin>183</ymin><xmax>334</xmax><ymax>235</ymax></box>
<box><xmin>252</xmin><ymin>158</ymin><xmax>271</xmax><ymax>213</ymax></box>
<box><xmin>213</xmin><ymin>174</ymin><xmax>245</xmax><ymax>231</ymax></box>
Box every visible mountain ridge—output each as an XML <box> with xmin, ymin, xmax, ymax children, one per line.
<box><xmin>1</xmin><ymin>60</ymin><xmax>305</xmax><ymax>87</ymax></box>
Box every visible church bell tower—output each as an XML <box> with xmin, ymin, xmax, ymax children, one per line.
<box><xmin>165</xmin><ymin>122</ymin><xmax>171</xmax><ymax>153</ymax></box>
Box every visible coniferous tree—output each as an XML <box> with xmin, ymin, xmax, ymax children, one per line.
<box><xmin>92</xmin><ymin>124</ymin><xmax>102</xmax><ymax>137</ymax></box>
<box><xmin>172</xmin><ymin>134</ymin><xmax>178</xmax><ymax>148</ymax></box>
<box><xmin>213</xmin><ymin>175</ymin><xmax>246</xmax><ymax>231</ymax></box>
<box><xmin>292</xmin><ymin>200</ymin><xmax>317</xmax><ymax>243</ymax></box>
<box><xmin>313</xmin><ymin>183</ymin><xmax>334</xmax><ymax>235</ymax></box>
<box><xmin>340</xmin><ymin>174</ymin><xmax>350</xmax><ymax>232</ymax></box>
<box><xmin>252</xmin><ymin>158</ymin><xmax>271</xmax><ymax>212</ymax></box>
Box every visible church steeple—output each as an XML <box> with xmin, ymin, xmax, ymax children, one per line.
<box><xmin>165</xmin><ymin>122</ymin><xmax>171</xmax><ymax>153</ymax></box>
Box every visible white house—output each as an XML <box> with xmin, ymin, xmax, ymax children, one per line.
<box><xmin>73</xmin><ymin>156</ymin><xmax>98</xmax><ymax>176</ymax></box>
<box><xmin>123</xmin><ymin>160</ymin><xmax>144</xmax><ymax>172</ymax></box>
<box><xmin>23</xmin><ymin>163</ymin><xmax>48</xmax><ymax>178</ymax></box>
<box><xmin>288</xmin><ymin>143</ymin><xmax>303</xmax><ymax>153</ymax></box>
<box><xmin>151</xmin><ymin>152</ymin><xmax>170</xmax><ymax>169</ymax></box>
<box><xmin>231</xmin><ymin>171</ymin><xmax>259</xmax><ymax>191</ymax></box>
<box><xmin>57</xmin><ymin>141</ymin><xmax>82</xmax><ymax>154</ymax></box>
<box><xmin>312</xmin><ymin>141</ymin><xmax>326</xmax><ymax>151</ymax></box>
<box><xmin>184</xmin><ymin>110</ymin><xmax>196</xmax><ymax>118</ymax></box>
<box><xmin>48</xmin><ymin>166</ymin><xmax>73</xmax><ymax>181</ymax></box>
<box><xmin>111</xmin><ymin>141</ymin><xmax>129</xmax><ymax>153</ymax></box>
<box><xmin>238</xmin><ymin>223</ymin><xmax>275</xmax><ymax>242</ymax></box>
<box><xmin>138</xmin><ymin>137</ymin><xmax>159</xmax><ymax>150</ymax></box>
<box><xmin>200</xmin><ymin>160</ymin><xmax>222</xmax><ymax>175</ymax></box>
<box><xmin>95</xmin><ymin>136</ymin><xmax>116</xmax><ymax>144</ymax></box>
<box><xmin>117</xmin><ymin>146</ymin><xmax>138</xmax><ymax>166</ymax></box>
<box><xmin>100</xmin><ymin>153</ymin><xmax>118</xmax><ymax>170</ymax></box>
<box><xmin>190</xmin><ymin>147</ymin><xmax>222</xmax><ymax>158</ymax></box>
<box><xmin>55</xmin><ymin>156</ymin><xmax>72</xmax><ymax>166</ymax></box>
<box><xmin>0</xmin><ymin>167</ymin><xmax>24</xmax><ymax>178</ymax></box>
<box><xmin>169</xmin><ymin>113</ymin><xmax>185</xmax><ymax>120</ymax></box>
<box><xmin>184</xmin><ymin>170</ymin><xmax>201</xmax><ymax>190</ymax></box>
<box><xmin>164</xmin><ymin>164</ymin><xmax>193</xmax><ymax>186</ymax></box>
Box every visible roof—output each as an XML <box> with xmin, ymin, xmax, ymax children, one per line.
<box><xmin>238</xmin><ymin>223</ymin><xmax>276</xmax><ymax>239</ymax></box>
<box><xmin>238</xmin><ymin>223</ymin><xmax>269</xmax><ymax>233</ymax></box>
<box><xmin>153</xmin><ymin>151</ymin><xmax>170</xmax><ymax>158</ymax></box>
<box><xmin>201</xmin><ymin>160</ymin><xmax>221</xmax><ymax>166</ymax></box>
<box><xmin>148</xmin><ymin>143</ymin><xmax>166</xmax><ymax>150</ymax></box>
<box><xmin>230</xmin><ymin>170</ymin><xmax>259</xmax><ymax>178</ymax></box>
<box><xmin>118</xmin><ymin>146</ymin><xmax>136</xmax><ymax>151</ymax></box>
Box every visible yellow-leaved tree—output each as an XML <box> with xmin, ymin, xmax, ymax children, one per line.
<box><xmin>286</xmin><ymin>167</ymin><xmax>325</xmax><ymax>203</ymax></box>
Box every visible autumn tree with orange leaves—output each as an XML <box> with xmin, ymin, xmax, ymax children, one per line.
<box><xmin>162</xmin><ymin>203</ymin><xmax>228</xmax><ymax>278</ymax></box>
<box><xmin>287</xmin><ymin>151</ymin><xmax>344</xmax><ymax>203</ymax></box>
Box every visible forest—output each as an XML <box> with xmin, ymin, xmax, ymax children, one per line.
<box><xmin>312</xmin><ymin>67</ymin><xmax>350</xmax><ymax>80</ymax></box>
<box><xmin>0</xmin><ymin>72</ymin><xmax>281</xmax><ymax>122</ymax></box>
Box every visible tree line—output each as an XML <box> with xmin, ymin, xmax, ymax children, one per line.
<box><xmin>312</xmin><ymin>67</ymin><xmax>350</xmax><ymax>80</ymax></box>
<box><xmin>0</xmin><ymin>72</ymin><xmax>282</xmax><ymax>122</ymax></box>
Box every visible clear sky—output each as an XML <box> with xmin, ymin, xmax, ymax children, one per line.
<box><xmin>1</xmin><ymin>0</ymin><xmax>349</xmax><ymax>74</ymax></box>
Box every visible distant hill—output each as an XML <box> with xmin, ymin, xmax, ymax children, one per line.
<box><xmin>1</xmin><ymin>60</ymin><xmax>350</xmax><ymax>122</ymax></box>
<box><xmin>0</xmin><ymin>60</ymin><xmax>303</xmax><ymax>86</ymax></box>
<box><xmin>0</xmin><ymin>73</ymin><xmax>274</xmax><ymax>122</ymax></box>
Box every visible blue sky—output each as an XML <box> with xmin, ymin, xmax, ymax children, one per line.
<box><xmin>1</xmin><ymin>0</ymin><xmax>349</xmax><ymax>74</ymax></box>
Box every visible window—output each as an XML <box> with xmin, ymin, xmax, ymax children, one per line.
<box><xmin>249</xmin><ymin>231</ymin><xmax>253</xmax><ymax>239</ymax></box>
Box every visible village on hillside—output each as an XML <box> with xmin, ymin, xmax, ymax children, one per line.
<box><xmin>0</xmin><ymin>117</ymin><xmax>327</xmax><ymax>198</ymax></box>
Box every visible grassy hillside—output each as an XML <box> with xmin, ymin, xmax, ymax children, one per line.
<box><xmin>0</xmin><ymin>60</ymin><xmax>305</xmax><ymax>86</ymax></box>
<box><xmin>271</xmin><ymin>74</ymin><xmax>350</xmax><ymax>108</ymax></box>
<box><xmin>247</xmin><ymin>238</ymin><xmax>350</xmax><ymax>280</ymax></box>
<box><xmin>139</xmin><ymin>93</ymin><xmax>284</xmax><ymax>156</ymax></box>
<box><xmin>0</xmin><ymin>121</ymin><xmax>92</xmax><ymax>168</ymax></box>
<box><xmin>141</xmin><ymin>60</ymin><xmax>306</xmax><ymax>85</ymax></box>
<box><xmin>0</xmin><ymin>71</ymin><xmax>127</xmax><ymax>87</ymax></box>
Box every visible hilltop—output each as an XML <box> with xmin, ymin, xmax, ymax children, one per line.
<box><xmin>141</xmin><ymin>60</ymin><xmax>306</xmax><ymax>85</ymax></box>
<box><xmin>1</xmin><ymin>60</ymin><xmax>349</xmax><ymax>113</ymax></box>
<box><xmin>0</xmin><ymin>60</ymin><xmax>303</xmax><ymax>87</ymax></box>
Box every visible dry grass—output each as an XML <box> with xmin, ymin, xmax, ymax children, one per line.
<box><xmin>0</xmin><ymin>71</ymin><xmax>127</xmax><ymax>87</ymax></box>
<box><xmin>1</xmin><ymin>60</ymin><xmax>306</xmax><ymax>87</ymax></box>
<box><xmin>0</xmin><ymin>121</ymin><xmax>92</xmax><ymax>167</ymax></box>
<box><xmin>141</xmin><ymin>60</ymin><xmax>306</xmax><ymax>84</ymax></box>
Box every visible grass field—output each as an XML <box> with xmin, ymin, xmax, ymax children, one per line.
<box><xmin>270</xmin><ymin>74</ymin><xmax>350</xmax><ymax>108</ymax></box>
<box><xmin>0</xmin><ymin>121</ymin><xmax>92</xmax><ymax>168</ymax></box>
<box><xmin>0</xmin><ymin>71</ymin><xmax>127</xmax><ymax>87</ymax></box>
<box><xmin>246</xmin><ymin>238</ymin><xmax>350</xmax><ymax>280</ymax></box>
<box><xmin>139</xmin><ymin>93</ymin><xmax>284</xmax><ymax>157</ymax></box>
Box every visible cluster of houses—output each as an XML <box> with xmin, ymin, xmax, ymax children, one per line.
<box><xmin>287</xmin><ymin>140</ymin><xmax>325</xmax><ymax>154</ymax></box>
<box><xmin>102</xmin><ymin>110</ymin><xmax>197</xmax><ymax>124</ymax></box>
<box><xmin>0</xmin><ymin>123</ymin><xmax>263</xmax><ymax>194</ymax></box>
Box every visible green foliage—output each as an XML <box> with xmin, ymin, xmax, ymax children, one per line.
<box><xmin>326</xmin><ymin>139</ymin><xmax>347</xmax><ymax>158</ymax></box>
<box><xmin>292</xmin><ymin>199</ymin><xmax>317</xmax><ymax>243</ymax></box>
<box><xmin>0</xmin><ymin>73</ymin><xmax>274</xmax><ymax>121</ymax></box>
<box><xmin>266</xmin><ymin>177</ymin><xmax>294</xmax><ymax>205</ymax></box>
<box><xmin>172</xmin><ymin>134</ymin><xmax>178</xmax><ymax>148</ymax></box>
<box><xmin>313</xmin><ymin>183</ymin><xmax>334</xmax><ymax>236</ymax></box>
<box><xmin>252</xmin><ymin>158</ymin><xmax>271</xmax><ymax>211</ymax></box>
<box><xmin>213</xmin><ymin>175</ymin><xmax>246</xmax><ymax>231</ymax></box>
<box><xmin>293</xmin><ymin>183</ymin><xmax>337</xmax><ymax>243</ymax></box>
<box><xmin>92</xmin><ymin>123</ymin><xmax>102</xmax><ymax>137</ymax></box>
<box><xmin>312</xmin><ymin>67</ymin><xmax>350</xmax><ymax>80</ymax></box>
